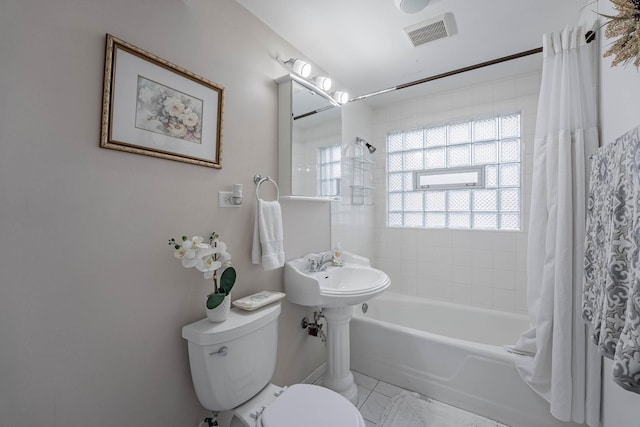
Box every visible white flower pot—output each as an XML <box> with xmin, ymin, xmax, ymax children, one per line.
<box><xmin>206</xmin><ymin>294</ymin><xmax>231</xmax><ymax>323</ymax></box>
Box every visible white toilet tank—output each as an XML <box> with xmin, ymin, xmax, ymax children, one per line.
<box><xmin>182</xmin><ymin>303</ymin><xmax>281</xmax><ymax>411</ymax></box>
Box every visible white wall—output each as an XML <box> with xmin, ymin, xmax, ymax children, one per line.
<box><xmin>0</xmin><ymin>1</ymin><xmax>328</xmax><ymax>426</ymax></box>
<box><xmin>365</xmin><ymin>71</ymin><xmax>541</xmax><ymax>314</ymax></box>
<box><xmin>332</xmin><ymin>100</ymin><xmax>376</xmax><ymax>260</ymax></box>
<box><xmin>590</xmin><ymin>1</ymin><xmax>640</xmax><ymax>425</ymax></box>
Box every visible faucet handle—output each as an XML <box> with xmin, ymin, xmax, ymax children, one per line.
<box><xmin>308</xmin><ymin>258</ymin><xmax>319</xmax><ymax>272</ymax></box>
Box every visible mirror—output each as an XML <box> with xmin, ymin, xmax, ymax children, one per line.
<box><xmin>277</xmin><ymin>75</ymin><xmax>341</xmax><ymax>199</ymax></box>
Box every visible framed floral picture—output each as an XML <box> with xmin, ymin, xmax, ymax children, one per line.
<box><xmin>100</xmin><ymin>34</ymin><xmax>224</xmax><ymax>168</ymax></box>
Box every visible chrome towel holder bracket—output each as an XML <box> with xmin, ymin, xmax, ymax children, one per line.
<box><xmin>253</xmin><ymin>174</ymin><xmax>280</xmax><ymax>201</ymax></box>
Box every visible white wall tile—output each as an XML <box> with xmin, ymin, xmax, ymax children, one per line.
<box><xmin>493</xmin><ymin>78</ymin><xmax>516</xmax><ymax>101</ymax></box>
<box><xmin>432</xmin><ymin>246</ymin><xmax>453</xmax><ymax>265</ymax></box>
<box><xmin>451</xmin><ymin>283</ymin><xmax>473</xmax><ymax>305</ymax></box>
<box><xmin>432</xmin><ymin>262</ymin><xmax>452</xmax><ymax>282</ymax></box>
<box><xmin>516</xmin><ymin>72</ymin><xmax>542</xmax><ymax>97</ymax></box>
<box><xmin>472</xmin><ymin>84</ymin><xmax>493</xmax><ymax>105</ymax></box>
<box><xmin>516</xmin><ymin>270</ymin><xmax>527</xmax><ymax>290</ymax></box>
<box><xmin>472</xmin><ymin>286</ymin><xmax>493</xmax><ymax>308</ymax></box>
<box><xmin>429</xmin><ymin>92</ymin><xmax>453</xmax><ymax>113</ymax></box>
<box><xmin>416</xmin><ymin>261</ymin><xmax>433</xmax><ymax>278</ymax></box>
<box><xmin>453</xmin><ymin>87</ymin><xmax>474</xmax><ymax>109</ymax></box>
<box><xmin>492</xmin><ymin>250</ymin><xmax>516</xmax><ymax>269</ymax></box>
<box><xmin>472</xmin><ymin>249</ymin><xmax>493</xmax><ymax>268</ymax></box>
<box><xmin>472</xmin><ymin>267</ymin><xmax>494</xmax><ymax>287</ymax></box>
<box><xmin>516</xmin><ymin>289</ymin><xmax>528</xmax><ymax>313</ymax></box>
<box><xmin>493</xmin><ymin>288</ymin><xmax>516</xmax><ymax>311</ymax></box>
<box><xmin>453</xmin><ymin>248</ymin><xmax>473</xmax><ymax>266</ymax></box>
<box><xmin>493</xmin><ymin>269</ymin><xmax>517</xmax><ymax>290</ymax></box>
<box><xmin>451</xmin><ymin>265</ymin><xmax>473</xmax><ymax>285</ymax></box>
<box><xmin>351</xmin><ymin>71</ymin><xmax>539</xmax><ymax>315</ymax></box>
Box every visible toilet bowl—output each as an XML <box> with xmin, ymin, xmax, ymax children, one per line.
<box><xmin>182</xmin><ymin>303</ymin><xmax>365</xmax><ymax>427</ymax></box>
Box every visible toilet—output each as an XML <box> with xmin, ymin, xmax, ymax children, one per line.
<box><xmin>182</xmin><ymin>302</ymin><xmax>365</xmax><ymax>427</ymax></box>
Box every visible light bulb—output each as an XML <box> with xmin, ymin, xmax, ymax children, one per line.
<box><xmin>292</xmin><ymin>59</ymin><xmax>311</xmax><ymax>78</ymax></box>
<box><xmin>314</xmin><ymin>76</ymin><xmax>332</xmax><ymax>91</ymax></box>
<box><xmin>333</xmin><ymin>91</ymin><xmax>349</xmax><ymax>104</ymax></box>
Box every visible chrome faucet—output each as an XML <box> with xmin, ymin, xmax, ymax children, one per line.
<box><xmin>308</xmin><ymin>252</ymin><xmax>334</xmax><ymax>272</ymax></box>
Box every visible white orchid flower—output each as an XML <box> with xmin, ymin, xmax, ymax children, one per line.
<box><xmin>174</xmin><ymin>247</ymin><xmax>187</xmax><ymax>259</ymax></box>
<box><xmin>183</xmin><ymin>236</ymin><xmax>208</xmax><ymax>259</ymax></box>
<box><xmin>170</xmin><ymin>233</ymin><xmax>232</xmax><ymax>279</ymax></box>
<box><xmin>181</xmin><ymin>256</ymin><xmax>199</xmax><ymax>268</ymax></box>
<box><xmin>195</xmin><ymin>245</ymin><xmax>215</xmax><ymax>259</ymax></box>
<box><xmin>211</xmin><ymin>240</ymin><xmax>232</xmax><ymax>261</ymax></box>
<box><xmin>197</xmin><ymin>256</ymin><xmax>223</xmax><ymax>280</ymax></box>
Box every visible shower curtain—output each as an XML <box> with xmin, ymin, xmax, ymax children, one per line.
<box><xmin>510</xmin><ymin>26</ymin><xmax>602</xmax><ymax>425</ymax></box>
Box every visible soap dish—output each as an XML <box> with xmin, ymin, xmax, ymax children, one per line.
<box><xmin>232</xmin><ymin>291</ymin><xmax>286</xmax><ymax>311</ymax></box>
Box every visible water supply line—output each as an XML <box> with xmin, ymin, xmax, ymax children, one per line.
<box><xmin>302</xmin><ymin>309</ymin><xmax>326</xmax><ymax>343</ymax></box>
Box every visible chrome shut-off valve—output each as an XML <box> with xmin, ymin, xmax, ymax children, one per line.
<box><xmin>301</xmin><ymin>310</ymin><xmax>326</xmax><ymax>343</ymax></box>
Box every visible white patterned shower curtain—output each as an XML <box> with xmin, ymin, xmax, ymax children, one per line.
<box><xmin>510</xmin><ymin>26</ymin><xmax>602</xmax><ymax>425</ymax></box>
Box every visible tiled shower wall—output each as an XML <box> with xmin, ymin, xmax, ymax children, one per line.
<box><xmin>368</xmin><ymin>71</ymin><xmax>542</xmax><ymax>314</ymax></box>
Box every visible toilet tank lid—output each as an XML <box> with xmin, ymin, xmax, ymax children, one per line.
<box><xmin>182</xmin><ymin>303</ymin><xmax>281</xmax><ymax>346</ymax></box>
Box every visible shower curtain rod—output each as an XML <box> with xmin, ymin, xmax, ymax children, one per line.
<box><xmin>353</xmin><ymin>27</ymin><xmax>597</xmax><ymax>102</ymax></box>
<box><xmin>351</xmin><ymin>47</ymin><xmax>543</xmax><ymax>102</ymax></box>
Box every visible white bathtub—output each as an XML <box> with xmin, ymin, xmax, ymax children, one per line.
<box><xmin>350</xmin><ymin>292</ymin><xmax>583</xmax><ymax>427</ymax></box>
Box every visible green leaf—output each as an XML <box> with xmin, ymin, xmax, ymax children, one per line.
<box><xmin>206</xmin><ymin>292</ymin><xmax>226</xmax><ymax>309</ymax></box>
<box><xmin>219</xmin><ymin>267</ymin><xmax>236</xmax><ymax>295</ymax></box>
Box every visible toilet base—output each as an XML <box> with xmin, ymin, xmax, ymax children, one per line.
<box><xmin>219</xmin><ymin>383</ymin><xmax>284</xmax><ymax>427</ymax></box>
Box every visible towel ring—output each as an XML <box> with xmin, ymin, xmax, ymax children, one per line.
<box><xmin>254</xmin><ymin>174</ymin><xmax>280</xmax><ymax>201</ymax></box>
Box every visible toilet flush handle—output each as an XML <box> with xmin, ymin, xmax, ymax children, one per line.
<box><xmin>209</xmin><ymin>346</ymin><xmax>228</xmax><ymax>357</ymax></box>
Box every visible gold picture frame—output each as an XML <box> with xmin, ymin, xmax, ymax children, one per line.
<box><xmin>100</xmin><ymin>34</ymin><xmax>224</xmax><ymax>168</ymax></box>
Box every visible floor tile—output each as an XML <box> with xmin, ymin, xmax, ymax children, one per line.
<box><xmin>359</xmin><ymin>391</ymin><xmax>391</xmax><ymax>424</ymax></box>
<box><xmin>363</xmin><ymin>420</ymin><xmax>376</xmax><ymax>427</ymax></box>
<box><xmin>352</xmin><ymin>370</ymin><xmax>378</xmax><ymax>390</ymax></box>
<box><xmin>373</xmin><ymin>380</ymin><xmax>408</xmax><ymax>397</ymax></box>
<box><xmin>356</xmin><ymin>385</ymin><xmax>373</xmax><ymax>409</ymax></box>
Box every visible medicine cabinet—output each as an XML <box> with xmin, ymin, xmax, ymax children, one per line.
<box><xmin>277</xmin><ymin>74</ymin><xmax>342</xmax><ymax>200</ymax></box>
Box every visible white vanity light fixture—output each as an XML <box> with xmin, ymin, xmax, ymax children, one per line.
<box><xmin>313</xmin><ymin>76</ymin><xmax>332</xmax><ymax>91</ymax></box>
<box><xmin>394</xmin><ymin>0</ymin><xmax>429</xmax><ymax>14</ymax></box>
<box><xmin>278</xmin><ymin>57</ymin><xmax>312</xmax><ymax>78</ymax></box>
<box><xmin>332</xmin><ymin>90</ymin><xmax>350</xmax><ymax>104</ymax></box>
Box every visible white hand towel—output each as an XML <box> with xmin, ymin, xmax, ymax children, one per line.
<box><xmin>251</xmin><ymin>199</ymin><xmax>284</xmax><ymax>270</ymax></box>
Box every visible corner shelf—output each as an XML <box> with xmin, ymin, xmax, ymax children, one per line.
<box><xmin>346</xmin><ymin>153</ymin><xmax>375</xmax><ymax>206</ymax></box>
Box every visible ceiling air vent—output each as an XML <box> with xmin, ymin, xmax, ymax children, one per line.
<box><xmin>404</xmin><ymin>13</ymin><xmax>455</xmax><ymax>47</ymax></box>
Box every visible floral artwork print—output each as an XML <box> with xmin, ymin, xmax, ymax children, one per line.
<box><xmin>135</xmin><ymin>76</ymin><xmax>203</xmax><ymax>144</ymax></box>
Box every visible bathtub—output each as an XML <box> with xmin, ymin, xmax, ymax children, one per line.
<box><xmin>350</xmin><ymin>292</ymin><xmax>582</xmax><ymax>427</ymax></box>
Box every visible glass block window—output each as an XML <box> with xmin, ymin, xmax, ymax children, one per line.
<box><xmin>387</xmin><ymin>113</ymin><xmax>521</xmax><ymax>230</ymax></box>
<box><xmin>319</xmin><ymin>144</ymin><xmax>341</xmax><ymax>197</ymax></box>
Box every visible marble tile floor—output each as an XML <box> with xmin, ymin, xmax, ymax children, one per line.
<box><xmin>344</xmin><ymin>371</ymin><xmax>510</xmax><ymax>427</ymax></box>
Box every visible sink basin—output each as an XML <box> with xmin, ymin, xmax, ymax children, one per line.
<box><xmin>284</xmin><ymin>252</ymin><xmax>390</xmax><ymax>307</ymax></box>
<box><xmin>285</xmin><ymin>251</ymin><xmax>390</xmax><ymax>404</ymax></box>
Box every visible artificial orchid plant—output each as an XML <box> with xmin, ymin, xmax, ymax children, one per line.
<box><xmin>169</xmin><ymin>232</ymin><xmax>236</xmax><ymax>310</ymax></box>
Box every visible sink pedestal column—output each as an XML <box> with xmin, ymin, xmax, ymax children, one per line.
<box><xmin>321</xmin><ymin>305</ymin><xmax>358</xmax><ymax>405</ymax></box>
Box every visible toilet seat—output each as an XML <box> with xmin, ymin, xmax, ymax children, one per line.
<box><xmin>260</xmin><ymin>384</ymin><xmax>365</xmax><ymax>427</ymax></box>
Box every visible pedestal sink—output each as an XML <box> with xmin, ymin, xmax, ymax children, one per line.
<box><xmin>284</xmin><ymin>251</ymin><xmax>390</xmax><ymax>405</ymax></box>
